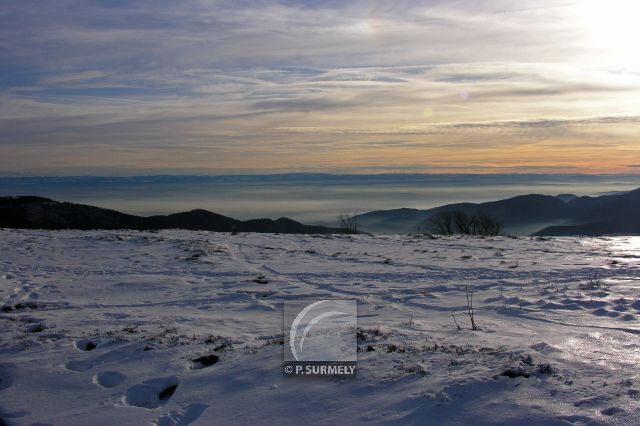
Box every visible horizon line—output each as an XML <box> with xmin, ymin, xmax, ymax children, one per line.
<box><xmin>2</xmin><ymin>172</ymin><xmax>640</xmax><ymax>179</ymax></box>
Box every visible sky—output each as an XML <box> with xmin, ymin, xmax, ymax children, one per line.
<box><xmin>1</xmin><ymin>0</ymin><xmax>639</xmax><ymax>175</ymax></box>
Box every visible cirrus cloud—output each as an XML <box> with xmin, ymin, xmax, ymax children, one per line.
<box><xmin>1</xmin><ymin>0</ymin><xmax>639</xmax><ymax>174</ymax></box>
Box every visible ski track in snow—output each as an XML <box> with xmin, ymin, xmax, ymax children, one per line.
<box><xmin>0</xmin><ymin>229</ymin><xmax>640</xmax><ymax>425</ymax></box>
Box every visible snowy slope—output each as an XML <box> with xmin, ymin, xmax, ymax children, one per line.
<box><xmin>1</xmin><ymin>229</ymin><xmax>640</xmax><ymax>425</ymax></box>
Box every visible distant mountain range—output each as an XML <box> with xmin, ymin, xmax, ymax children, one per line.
<box><xmin>3</xmin><ymin>189</ymin><xmax>640</xmax><ymax>236</ymax></box>
<box><xmin>354</xmin><ymin>188</ymin><xmax>640</xmax><ymax>236</ymax></box>
<box><xmin>0</xmin><ymin>197</ymin><xmax>342</xmax><ymax>234</ymax></box>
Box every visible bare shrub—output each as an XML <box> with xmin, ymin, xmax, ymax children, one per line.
<box><xmin>451</xmin><ymin>312</ymin><xmax>462</xmax><ymax>331</ymax></box>
<box><xmin>453</xmin><ymin>211</ymin><xmax>473</xmax><ymax>234</ymax></box>
<box><xmin>427</xmin><ymin>210</ymin><xmax>502</xmax><ymax>236</ymax></box>
<box><xmin>338</xmin><ymin>214</ymin><xmax>360</xmax><ymax>234</ymax></box>
<box><xmin>429</xmin><ymin>211</ymin><xmax>455</xmax><ymax>235</ymax></box>
<box><xmin>474</xmin><ymin>212</ymin><xmax>503</xmax><ymax>236</ymax></box>
<box><xmin>466</xmin><ymin>285</ymin><xmax>479</xmax><ymax>331</ymax></box>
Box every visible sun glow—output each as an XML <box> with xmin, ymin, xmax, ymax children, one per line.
<box><xmin>348</xmin><ymin>19</ymin><xmax>376</xmax><ymax>36</ymax></box>
<box><xmin>577</xmin><ymin>0</ymin><xmax>640</xmax><ymax>68</ymax></box>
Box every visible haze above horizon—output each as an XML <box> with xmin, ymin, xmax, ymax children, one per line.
<box><xmin>2</xmin><ymin>173</ymin><xmax>639</xmax><ymax>222</ymax></box>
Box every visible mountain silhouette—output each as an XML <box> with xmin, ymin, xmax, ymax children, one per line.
<box><xmin>532</xmin><ymin>188</ymin><xmax>640</xmax><ymax>236</ymax></box>
<box><xmin>0</xmin><ymin>196</ymin><xmax>342</xmax><ymax>234</ymax></box>
<box><xmin>355</xmin><ymin>188</ymin><xmax>640</xmax><ymax>236</ymax></box>
<box><xmin>3</xmin><ymin>189</ymin><xmax>639</xmax><ymax>236</ymax></box>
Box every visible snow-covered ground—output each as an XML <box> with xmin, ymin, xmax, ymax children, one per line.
<box><xmin>1</xmin><ymin>229</ymin><xmax>640</xmax><ymax>425</ymax></box>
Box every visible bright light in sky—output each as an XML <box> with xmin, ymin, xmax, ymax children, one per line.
<box><xmin>1</xmin><ymin>1</ymin><xmax>640</xmax><ymax>175</ymax></box>
<box><xmin>349</xmin><ymin>19</ymin><xmax>376</xmax><ymax>36</ymax></box>
<box><xmin>577</xmin><ymin>0</ymin><xmax>640</xmax><ymax>67</ymax></box>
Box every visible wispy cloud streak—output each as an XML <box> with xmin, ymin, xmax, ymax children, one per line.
<box><xmin>1</xmin><ymin>1</ymin><xmax>639</xmax><ymax>174</ymax></box>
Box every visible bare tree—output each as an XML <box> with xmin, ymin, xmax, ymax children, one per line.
<box><xmin>428</xmin><ymin>210</ymin><xmax>455</xmax><ymax>235</ymax></box>
<box><xmin>427</xmin><ymin>210</ymin><xmax>502</xmax><ymax>236</ymax></box>
<box><xmin>338</xmin><ymin>214</ymin><xmax>359</xmax><ymax>234</ymax></box>
<box><xmin>453</xmin><ymin>211</ymin><xmax>473</xmax><ymax>234</ymax></box>
<box><xmin>474</xmin><ymin>212</ymin><xmax>503</xmax><ymax>236</ymax></box>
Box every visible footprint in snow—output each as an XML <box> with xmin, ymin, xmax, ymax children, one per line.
<box><xmin>103</xmin><ymin>312</ymin><xmax>129</xmax><ymax>320</ymax></box>
<box><xmin>75</xmin><ymin>339</ymin><xmax>97</xmax><ymax>351</ymax></box>
<box><xmin>601</xmin><ymin>406</ymin><xmax>625</xmax><ymax>416</ymax></box>
<box><xmin>252</xmin><ymin>275</ymin><xmax>268</xmax><ymax>284</ymax></box>
<box><xmin>1</xmin><ymin>301</ymin><xmax>38</xmax><ymax>312</ymax></box>
<box><xmin>93</xmin><ymin>371</ymin><xmax>127</xmax><ymax>388</ymax></box>
<box><xmin>65</xmin><ymin>359</ymin><xmax>94</xmax><ymax>372</ymax></box>
<box><xmin>0</xmin><ymin>409</ymin><xmax>30</xmax><ymax>420</ymax></box>
<box><xmin>190</xmin><ymin>354</ymin><xmax>219</xmax><ymax>370</ymax></box>
<box><xmin>0</xmin><ymin>363</ymin><xmax>15</xmax><ymax>391</ymax></box>
<box><xmin>25</xmin><ymin>322</ymin><xmax>46</xmax><ymax>333</ymax></box>
<box><xmin>153</xmin><ymin>403</ymin><xmax>209</xmax><ymax>426</ymax></box>
<box><xmin>124</xmin><ymin>376</ymin><xmax>180</xmax><ymax>409</ymax></box>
